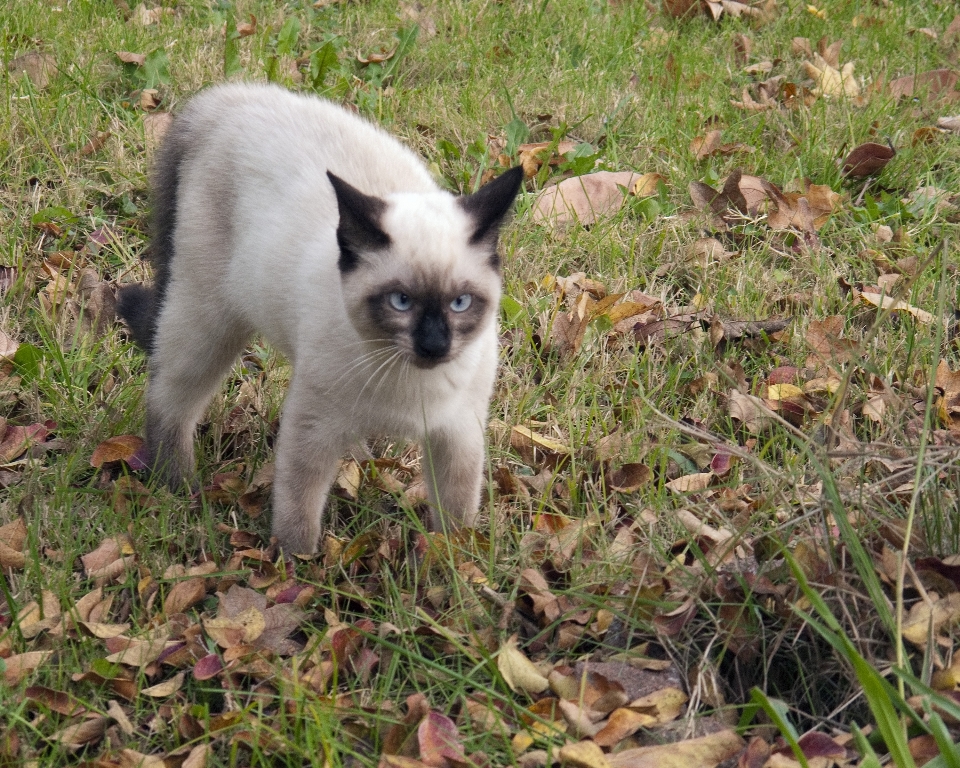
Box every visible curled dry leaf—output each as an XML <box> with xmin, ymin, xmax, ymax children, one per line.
<box><xmin>558</xmin><ymin>740</ymin><xmax>611</xmax><ymax>768</ymax></box>
<box><xmin>497</xmin><ymin>635</ymin><xmax>550</xmax><ymax>694</ymax></box>
<box><xmin>3</xmin><ymin>651</ymin><xmax>54</xmax><ymax>686</ymax></box>
<box><xmin>858</xmin><ymin>292</ymin><xmax>935</xmax><ymax>324</ymax></box>
<box><xmin>50</xmin><ymin>715</ymin><xmax>109</xmax><ymax>751</ymax></box>
<box><xmin>902</xmin><ymin>592</ymin><xmax>960</xmax><ymax>646</ymax></box>
<box><xmin>665</xmin><ymin>472</ymin><xmax>713</xmax><ymax>494</ymax></box>
<box><xmin>803</xmin><ymin>54</ymin><xmax>859</xmax><ymax>98</ymax></box>
<box><xmin>842</xmin><ymin>141</ymin><xmax>895</xmax><ymax>177</ymax></box>
<box><xmin>90</xmin><ymin>434</ymin><xmax>145</xmax><ymax>468</ymax></box>
<box><xmin>533</xmin><ymin>171</ymin><xmax>640</xmax><ymax>226</ymax></box>
<box><xmin>236</xmin><ymin>14</ymin><xmax>257</xmax><ymax>36</ymax></box>
<box><xmin>0</xmin><ymin>516</ymin><xmax>27</xmax><ymax>569</ymax></box>
<box><xmin>728</xmin><ymin>390</ymin><xmax>775</xmax><ymax>433</ymax></box>
<box><xmin>606</xmin><ymin>729</ymin><xmax>745</xmax><ymax>768</ymax></box>
<box><xmin>608</xmin><ymin>463</ymin><xmax>653</xmax><ymax>492</ymax></box>
<box><xmin>116</xmin><ymin>51</ymin><xmax>146</xmax><ymax>65</ymax></box>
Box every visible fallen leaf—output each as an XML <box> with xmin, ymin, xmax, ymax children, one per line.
<box><xmin>902</xmin><ymin>593</ymin><xmax>960</xmax><ymax>646</ymax></box>
<box><xmin>533</xmin><ymin>171</ymin><xmax>640</xmax><ymax>225</ymax></box>
<box><xmin>3</xmin><ymin>651</ymin><xmax>53</xmax><ymax>685</ymax></box>
<box><xmin>889</xmin><ymin>69</ymin><xmax>958</xmax><ymax>100</ymax></box>
<box><xmin>90</xmin><ymin>435</ymin><xmax>145</xmax><ymax>468</ymax></box>
<box><xmin>843</xmin><ymin>141</ymin><xmax>895</xmax><ymax>177</ymax></box>
<box><xmin>691</xmin><ymin>130</ymin><xmax>723</xmax><ymax>160</ymax></box>
<box><xmin>803</xmin><ymin>54</ymin><xmax>858</xmax><ymax>98</ymax></box>
<box><xmin>559</xmin><ymin>740</ymin><xmax>611</xmax><ymax>768</ymax></box>
<box><xmin>498</xmin><ymin>635</ymin><xmax>549</xmax><ymax>694</ymax></box>
<box><xmin>237</xmin><ymin>13</ymin><xmax>257</xmax><ymax>36</ymax></box>
<box><xmin>607</xmin><ymin>730</ymin><xmax>745</xmax><ymax>768</ymax></box>
<box><xmin>7</xmin><ymin>51</ymin><xmax>57</xmax><ymax>89</ymax></box>
<box><xmin>116</xmin><ymin>51</ymin><xmax>146</xmax><ymax>65</ymax></box>
<box><xmin>143</xmin><ymin>111</ymin><xmax>173</xmax><ymax>152</ymax></box>
<box><xmin>665</xmin><ymin>472</ymin><xmax>713</xmax><ymax>493</ymax></box>
<box><xmin>859</xmin><ymin>292</ymin><xmax>935</xmax><ymax>324</ymax></box>
<box><xmin>418</xmin><ymin>711</ymin><xmax>466</xmax><ymax>767</ymax></box>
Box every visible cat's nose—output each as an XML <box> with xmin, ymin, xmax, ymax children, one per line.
<box><xmin>413</xmin><ymin>312</ymin><xmax>451</xmax><ymax>360</ymax></box>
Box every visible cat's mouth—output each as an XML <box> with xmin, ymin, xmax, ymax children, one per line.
<box><xmin>410</xmin><ymin>354</ymin><xmax>450</xmax><ymax>370</ymax></box>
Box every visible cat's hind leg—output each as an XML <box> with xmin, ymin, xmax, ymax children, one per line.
<box><xmin>145</xmin><ymin>289</ymin><xmax>251</xmax><ymax>490</ymax></box>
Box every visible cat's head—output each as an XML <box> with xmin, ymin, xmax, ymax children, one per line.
<box><xmin>328</xmin><ymin>167</ymin><xmax>523</xmax><ymax>369</ymax></box>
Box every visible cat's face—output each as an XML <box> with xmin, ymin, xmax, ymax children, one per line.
<box><xmin>329</xmin><ymin>168</ymin><xmax>523</xmax><ymax>369</ymax></box>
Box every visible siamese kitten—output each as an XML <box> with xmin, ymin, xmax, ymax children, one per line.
<box><xmin>118</xmin><ymin>83</ymin><xmax>523</xmax><ymax>555</ymax></box>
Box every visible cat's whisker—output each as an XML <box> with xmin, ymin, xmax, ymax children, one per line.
<box><xmin>327</xmin><ymin>345</ymin><xmax>396</xmax><ymax>388</ymax></box>
<box><xmin>353</xmin><ymin>349</ymin><xmax>402</xmax><ymax>410</ymax></box>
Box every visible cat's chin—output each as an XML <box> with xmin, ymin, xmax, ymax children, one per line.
<box><xmin>410</xmin><ymin>355</ymin><xmax>450</xmax><ymax>370</ymax></box>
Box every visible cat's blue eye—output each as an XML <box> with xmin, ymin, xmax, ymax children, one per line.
<box><xmin>388</xmin><ymin>292</ymin><xmax>412</xmax><ymax>311</ymax></box>
<box><xmin>450</xmin><ymin>294</ymin><xmax>472</xmax><ymax>313</ymax></box>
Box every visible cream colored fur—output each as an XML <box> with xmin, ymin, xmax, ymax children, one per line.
<box><xmin>139</xmin><ymin>83</ymin><xmax>517</xmax><ymax>554</ymax></box>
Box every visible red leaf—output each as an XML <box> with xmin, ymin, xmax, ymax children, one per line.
<box><xmin>417</xmin><ymin>711</ymin><xmax>466</xmax><ymax>768</ymax></box>
<box><xmin>193</xmin><ymin>654</ymin><xmax>224</xmax><ymax>681</ymax></box>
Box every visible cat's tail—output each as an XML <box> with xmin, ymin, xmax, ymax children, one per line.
<box><xmin>117</xmin><ymin>116</ymin><xmax>189</xmax><ymax>353</ymax></box>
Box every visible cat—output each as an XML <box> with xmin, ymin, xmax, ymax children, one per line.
<box><xmin>117</xmin><ymin>82</ymin><xmax>523</xmax><ymax>555</ymax></box>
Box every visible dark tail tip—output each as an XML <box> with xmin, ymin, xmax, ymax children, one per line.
<box><xmin>117</xmin><ymin>284</ymin><xmax>157</xmax><ymax>351</ymax></box>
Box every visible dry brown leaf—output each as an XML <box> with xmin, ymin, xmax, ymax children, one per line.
<box><xmin>50</xmin><ymin>715</ymin><xmax>109</xmax><ymax>750</ymax></box>
<box><xmin>116</xmin><ymin>51</ymin><xmax>146</xmax><ymax>65</ymax></box>
<box><xmin>633</xmin><ymin>172</ymin><xmax>666</xmax><ymax>198</ymax></box>
<box><xmin>105</xmin><ymin>635</ymin><xmax>170</xmax><ymax>667</ymax></box>
<box><xmin>607</xmin><ymin>730</ymin><xmax>745</xmax><ymax>768</ymax></box>
<box><xmin>163</xmin><ymin>577</ymin><xmax>208</xmax><ymax>615</ymax></box>
<box><xmin>843</xmin><ymin>141</ymin><xmax>895</xmax><ymax>177</ymax></box>
<box><xmin>8</xmin><ymin>51</ymin><xmax>57</xmax><ymax>89</ymax></box>
<box><xmin>806</xmin><ymin>315</ymin><xmax>857</xmax><ymax>363</ymax></box>
<box><xmin>593</xmin><ymin>708</ymin><xmax>657</xmax><ymax>747</ymax></box>
<box><xmin>889</xmin><ymin>69</ymin><xmax>958</xmax><ymax>100</ymax></box>
<box><xmin>533</xmin><ymin>172</ymin><xmax>639</xmax><ymax>225</ymax></box>
<box><xmin>691</xmin><ymin>130</ymin><xmax>723</xmax><ymax>160</ymax></box>
<box><xmin>665</xmin><ymin>473</ymin><xmax>713</xmax><ymax>494</ymax></box>
<box><xmin>3</xmin><ymin>650</ymin><xmax>53</xmax><ymax>686</ymax></box>
<box><xmin>143</xmin><ymin>111</ymin><xmax>173</xmax><ymax>152</ymax></box>
<box><xmin>728</xmin><ymin>390</ymin><xmax>775</xmax><ymax>433</ymax></box>
<box><xmin>90</xmin><ymin>435</ymin><xmax>145</xmax><ymax>468</ymax></box>
<box><xmin>237</xmin><ymin>13</ymin><xmax>257</xmax><ymax>36</ymax></box>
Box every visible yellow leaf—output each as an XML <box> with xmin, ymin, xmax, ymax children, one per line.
<box><xmin>607</xmin><ymin>729</ymin><xmax>745</xmax><ymax>768</ymax></box>
<box><xmin>902</xmin><ymin>593</ymin><xmax>960</xmax><ymax>646</ymax></box>
<box><xmin>141</xmin><ymin>671</ymin><xmax>186</xmax><ymax>698</ymax></box>
<box><xmin>510</xmin><ymin>426</ymin><xmax>571</xmax><ymax>456</ymax></box>
<box><xmin>559</xmin><ymin>740</ymin><xmax>612</xmax><ymax>768</ymax></box>
<box><xmin>497</xmin><ymin>635</ymin><xmax>549</xmax><ymax>694</ymax></box>
<box><xmin>632</xmin><ymin>173</ymin><xmax>667</xmax><ymax>198</ymax></box>
<box><xmin>858</xmin><ymin>292</ymin><xmax>935</xmax><ymax>324</ymax></box>
<box><xmin>767</xmin><ymin>383</ymin><xmax>804</xmax><ymax>400</ymax></box>
<box><xmin>806</xmin><ymin>4</ymin><xmax>826</xmax><ymax>18</ymax></box>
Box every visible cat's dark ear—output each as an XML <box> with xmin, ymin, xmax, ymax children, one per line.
<box><xmin>327</xmin><ymin>171</ymin><xmax>391</xmax><ymax>273</ymax></box>
<box><xmin>459</xmin><ymin>166</ymin><xmax>524</xmax><ymax>248</ymax></box>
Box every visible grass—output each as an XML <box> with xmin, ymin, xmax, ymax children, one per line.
<box><xmin>2</xmin><ymin>0</ymin><xmax>960</xmax><ymax>764</ymax></box>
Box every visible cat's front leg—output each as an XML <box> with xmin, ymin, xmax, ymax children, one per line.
<box><xmin>422</xmin><ymin>420</ymin><xmax>485</xmax><ymax>532</ymax></box>
<box><xmin>271</xmin><ymin>396</ymin><xmax>345</xmax><ymax>555</ymax></box>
